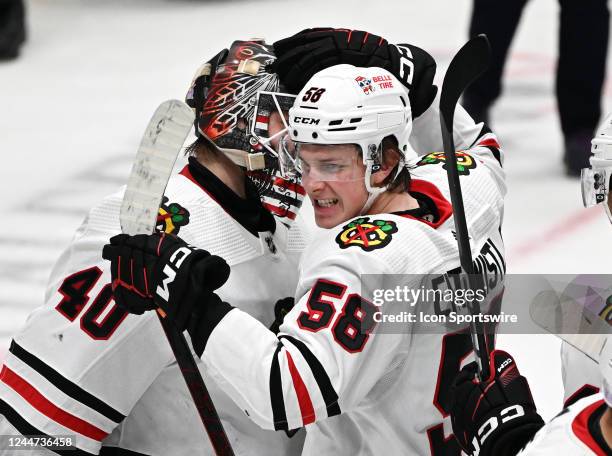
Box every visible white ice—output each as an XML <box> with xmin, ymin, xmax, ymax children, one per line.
<box><xmin>1</xmin><ymin>0</ymin><xmax>611</xmax><ymax>427</ymax></box>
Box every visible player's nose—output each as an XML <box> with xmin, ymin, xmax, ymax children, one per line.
<box><xmin>302</xmin><ymin>173</ymin><xmax>326</xmax><ymax>195</ymax></box>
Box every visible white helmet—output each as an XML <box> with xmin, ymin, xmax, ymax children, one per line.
<box><xmin>600</xmin><ymin>335</ymin><xmax>612</xmax><ymax>407</ymax></box>
<box><xmin>581</xmin><ymin>111</ymin><xmax>612</xmax><ymax>224</ymax></box>
<box><xmin>283</xmin><ymin>64</ymin><xmax>417</xmax><ymax>199</ymax></box>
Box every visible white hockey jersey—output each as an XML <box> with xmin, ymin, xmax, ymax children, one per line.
<box><xmin>518</xmin><ymin>394</ymin><xmax>611</xmax><ymax>455</ymax></box>
<box><xmin>201</xmin><ymin>131</ymin><xmax>506</xmax><ymax>455</ymax></box>
<box><xmin>562</xmin><ymin>342</ymin><xmax>602</xmax><ymax>407</ymax></box>
<box><xmin>0</xmin><ymin>90</ymin><xmax>488</xmax><ymax>456</ymax></box>
<box><xmin>0</xmin><ymin>163</ymin><xmax>307</xmax><ymax>456</ymax></box>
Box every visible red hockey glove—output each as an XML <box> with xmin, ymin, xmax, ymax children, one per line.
<box><xmin>450</xmin><ymin>350</ymin><xmax>545</xmax><ymax>456</ymax></box>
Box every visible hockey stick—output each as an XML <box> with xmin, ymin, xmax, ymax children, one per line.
<box><xmin>439</xmin><ymin>35</ymin><xmax>492</xmax><ymax>380</ymax></box>
<box><xmin>120</xmin><ymin>100</ymin><xmax>234</xmax><ymax>456</ymax></box>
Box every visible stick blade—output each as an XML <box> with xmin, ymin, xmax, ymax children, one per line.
<box><xmin>440</xmin><ymin>35</ymin><xmax>491</xmax><ymax>118</ymax></box>
<box><xmin>120</xmin><ymin>100</ymin><xmax>194</xmax><ymax>235</ymax></box>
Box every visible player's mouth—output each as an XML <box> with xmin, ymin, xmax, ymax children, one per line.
<box><xmin>315</xmin><ymin>198</ymin><xmax>339</xmax><ymax>208</ymax></box>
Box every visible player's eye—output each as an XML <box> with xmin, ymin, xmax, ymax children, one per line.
<box><xmin>322</xmin><ymin>163</ymin><xmax>344</xmax><ymax>173</ymax></box>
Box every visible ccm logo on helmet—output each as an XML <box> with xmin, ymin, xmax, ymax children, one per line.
<box><xmin>497</xmin><ymin>357</ymin><xmax>513</xmax><ymax>373</ymax></box>
<box><xmin>293</xmin><ymin>116</ymin><xmax>320</xmax><ymax>125</ymax></box>
<box><xmin>156</xmin><ymin>246</ymin><xmax>193</xmax><ymax>302</ymax></box>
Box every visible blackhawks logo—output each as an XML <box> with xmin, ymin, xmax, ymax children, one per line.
<box><xmin>156</xmin><ymin>197</ymin><xmax>190</xmax><ymax>234</ymax></box>
<box><xmin>335</xmin><ymin>217</ymin><xmax>398</xmax><ymax>252</ymax></box>
<box><xmin>417</xmin><ymin>151</ymin><xmax>477</xmax><ymax>176</ymax></box>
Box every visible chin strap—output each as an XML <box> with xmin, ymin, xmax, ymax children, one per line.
<box><xmin>222</xmin><ymin>147</ymin><xmax>268</xmax><ymax>171</ymax></box>
<box><xmin>361</xmin><ymin>159</ymin><xmax>406</xmax><ymax>213</ymax></box>
<box><xmin>360</xmin><ymin>191</ymin><xmax>381</xmax><ymax>213</ymax></box>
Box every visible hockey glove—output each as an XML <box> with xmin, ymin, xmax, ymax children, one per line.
<box><xmin>272</xmin><ymin>27</ymin><xmax>438</xmax><ymax>118</ymax></box>
<box><xmin>269</xmin><ymin>297</ymin><xmax>295</xmax><ymax>334</ymax></box>
<box><xmin>102</xmin><ymin>233</ymin><xmax>231</xmax><ymax>334</ymax></box>
<box><xmin>450</xmin><ymin>350</ymin><xmax>544</xmax><ymax>456</ymax></box>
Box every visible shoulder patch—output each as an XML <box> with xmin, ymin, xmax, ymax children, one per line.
<box><xmin>335</xmin><ymin>217</ymin><xmax>398</xmax><ymax>252</ymax></box>
<box><xmin>417</xmin><ymin>151</ymin><xmax>477</xmax><ymax>176</ymax></box>
<box><xmin>156</xmin><ymin>196</ymin><xmax>190</xmax><ymax>234</ymax></box>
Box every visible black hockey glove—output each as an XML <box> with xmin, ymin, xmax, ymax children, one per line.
<box><xmin>272</xmin><ymin>27</ymin><xmax>438</xmax><ymax>118</ymax></box>
<box><xmin>269</xmin><ymin>297</ymin><xmax>295</xmax><ymax>334</ymax></box>
<box><xmin>450</xmin><ymin>350</ymin><xmax>545</xmax><ymax>456</ymax></box>
<box><xmin>102</xmin><ymin>233</ymin><xmax>231</xmax><ymax>334</ymax></box>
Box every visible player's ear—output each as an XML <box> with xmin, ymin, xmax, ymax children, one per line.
<box><xmin>371</xmin><ymin>137</ymin><xmax>401</xmax><ymax>186</ymax></box>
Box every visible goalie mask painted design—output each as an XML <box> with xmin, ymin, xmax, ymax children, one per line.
<box><xmin>185</xmin><ymin>40</ymin><xmax>305</xmax><ymax>226</ymax></box>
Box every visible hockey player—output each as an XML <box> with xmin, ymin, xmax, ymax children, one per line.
<box><xmin>0</xmin><ymin>39</ymin><xmax>308</xmax><ymax>456</ymax></box>
<box><xmin>103</xmin><ymin>63</ymin><xmax>506</xmax><ymax>455</ymax></box>
<box><xmin>448</xmin><ymin>113</ymin><xmax>612</xmax><ymax>455</ymax></box>
<box><xmin>0</xmin><ymin>28</ymin><xmax>492</xmax><ymax>455</ymax></box>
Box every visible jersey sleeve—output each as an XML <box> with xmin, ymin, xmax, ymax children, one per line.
<box><xmin>410</xmin><ymin>91</ymin><xmax>506</xmax><ymax>198</ymax></box>
<box><xmin>0</xmin><ymin>191</ymin><xmax>174</xmax><ymax>455</ymax></box>
<box><xmin>201</xmin><ymin>250</ymin><xmax>405</xmax><ymax>431</ymax></box>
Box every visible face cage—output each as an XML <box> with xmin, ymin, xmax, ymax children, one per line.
<box><xmin>247</xmin><ymin>91</ymin><xmax>305</xmax><ymax>225</ymax></box>
<box><xmin>581</xmin><ymin>166</ymin><xmax>612</xmax><ymax>224</ymax></box>
<box><xmin>250</xmin><ymin>91</ymin><xmax>296</xmax><ymax>159</ymax></box>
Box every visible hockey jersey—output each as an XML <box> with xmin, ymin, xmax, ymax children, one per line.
<box><xmin>518</xmin><ymin>394</ymin><xmax>612</xmax><ymax>455</ymax></box>
<box><xmin>200</xmin><ymin>130</ymin><xmax>506</xmax><ymax>455</ymax></box>
<box><xmin>0</xmin><ymin>161</ymin><xmax>307</xmax><ymax>455</ymax></box>
<box><xmin>558</xmin><ymin>275</ymin><xmax>612</xmax><ymax>407</ymax></box>
<box><xmin>0</xmin><ymin>90</ymin><xmax>489</xmax><ymax>455</ymax></box>
<box><xmin>562</xmin><ymin>342</ymin><xmax>602</xmax><ymax>407</ymax></box>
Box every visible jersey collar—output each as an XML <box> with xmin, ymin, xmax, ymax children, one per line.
<box><xmin>393</xmin><ymin>179</ymin><xmax>453</xmax><ymax>229</ymax></box>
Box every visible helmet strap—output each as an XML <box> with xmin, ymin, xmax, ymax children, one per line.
<box><xmin>362</xmin><ymin>161</ymin><xmax>388</xmax><ymax>213</ymax></box>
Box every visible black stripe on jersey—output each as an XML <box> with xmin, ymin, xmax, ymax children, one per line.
<box><xmin>469</xmin><ymin>124</ymin><xmax>502</xmax><ymax>166</ymax></box>
<box><xmin>100</xmin><ymin>446</ymin><xmax>151</xmax><ymax>456</ymax></box>
<box><xmin>9</xmin><ymin>341</ymin><xmax>125</xmax><ymax>424</ymax></box>
<box><xmin>269</xmin><ymin>342</ymin><xmax>288</xmax><ymax>431</ymax></box>
<box><xmin>483</xmin><ymin>145</ymin><xmax>502</xmax><ymax>166</ymax></box>
<box><xmin>0</xmin><ymin>400</ymin><xmax>96</xmax><ymax>456</ymax></box>
<box><xmin>279</xmin><ymin>335</ymin><xmax>341</xmax><ymax>418</ymax></box>
<box><xmin>471</xmin><ymin>124</ymin><xmax>492</xmax><ymax>145</ymax></box>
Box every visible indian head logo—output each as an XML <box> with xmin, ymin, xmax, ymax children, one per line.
<box><xmin>355</xmin><ymin>75</ymin><xmax>375</xmax><ymax>95</ymax></box>
<box><xmin>156</xmin><ymin>197</ymin><xmax>190</xmax><ymax>234</ymax></box>
<box><xmin>417</xmin><ymin>151</ymin><xmax>477</xmax><ymax>176</ymax></box>
<box><xmin>335</xmin><ymin>217</ymin><xmax>398</xmax><ymax>252</ymax></box>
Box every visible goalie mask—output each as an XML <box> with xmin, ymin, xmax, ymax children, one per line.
<box><xmin>185</xmin><ymin>40</ymin><xmax>305</xmax><ymax>225</ymax></box>
<box><xmin>279</xmin><ymin>64</ymin><xmax>417</xmax><ymax>211</ymax></box>
<box><xmin>581</xmin><ymin>112</ymin><xmax>612</xmax><ymax>225</ymax></box>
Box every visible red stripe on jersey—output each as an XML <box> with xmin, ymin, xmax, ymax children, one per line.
<box><xmin>262</xmin><ymin>202</ymin><xmax>297</xmax><ymax>220</ymax></box>
<box><xmin>564</xmin><ymin>384</ymin><xmax>600</xmax><ymax>408</ymax></box>
<box><xmin>400</xmin><ymin>179</ymin><xmax>453</xmax><ymax>229</ymax></box>
<box><xmin>571</xmin><ymin>398</ymin><xmax>607</xmax><ymax>456</ymax></box>
<box><xmin>286</xmin><ymin>352</ymin><xmax>315</xmax><ymax>425</ymax></box>
<box><xmin>476</xmin><ymin>136</ymin><xmax>500</xmax><ymax>149</ymax></box>
<box><xmin>0</xmin><ymin>365</ymin><xmax>107</xmax><ymax>441</ymax></box>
